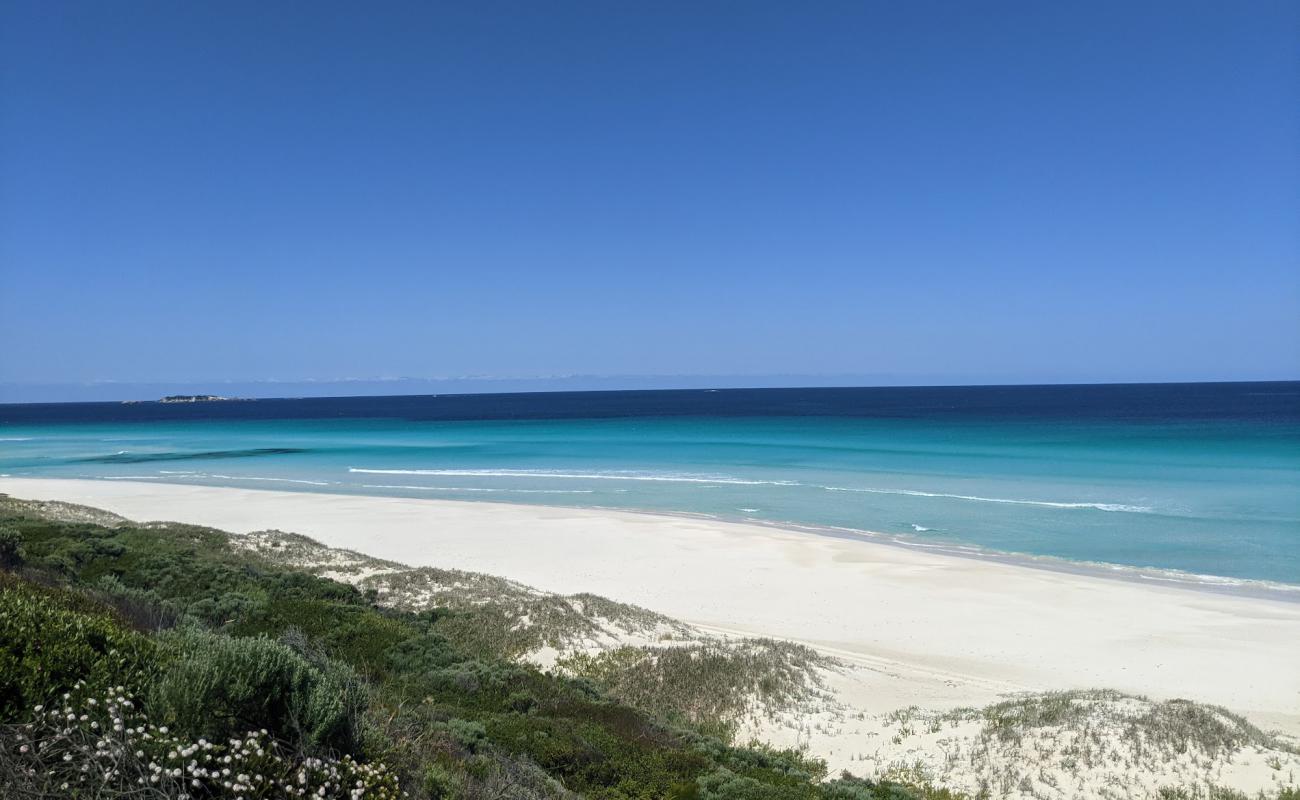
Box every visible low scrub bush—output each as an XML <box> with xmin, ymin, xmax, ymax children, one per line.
<box><xmin>149</xmin><ymin>627</ymin><xmax>366</xmax><ymax>756</ymax></box>
<box><xmin>0</xmin><ymin>575</ymin><xmax>158</xmax><ymax>721</ymax></box>
<box><xmin>0</xmin><ymin>507</ymin><xmax>956</xmax><ymax>800</ymax></box>
<box><xmin>0</xmin><ymin>526</ymin><xmax>25</xmax><ymax>569</ymax></box>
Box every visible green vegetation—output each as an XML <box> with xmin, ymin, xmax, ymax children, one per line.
<box><xmin>234</xmin><ymin>528</ymin><xmax>694</xmax><ymax>660</ymax></box>
<box><xmin>955</xmin><ymin>689</ymin><xmax>1298</xmax><ymax>760</ymax></box>
<box><xmin>0</xmin><ymin>500</ymin><xmax>945</xmax><ymax>799</ymax></box>
<box><xmin>149</xmin><ymin>627</ymin><xmax>367</xmax><ymax>755</ymax></box>
<box><xmin>5</xmin><ymin>497</ymin><xmax>1294</xmax><ymax>799</ymax></box>
<box><xmin>1156</xmin><ymin>789</ymin><xmax>1300</xmax><ymax>800</ymax></box>
<box><xmin>558</xmin><ymin>640</ymin><xmax>832</xmax><ymax>738</ymax></box>
<box><xmin>235</xmin><ymin>526</ymin><xmax>834</xmax><ymax>735</ymax></box>
<box><xmin>0</xmin><ymin>573</ymin><xmax>157</xmax><ymax>719</ymax></box>
<box><xmin>865</xmin><ymin>690</ymin><xmax>1300</xmax><ymax>800</ymax></box>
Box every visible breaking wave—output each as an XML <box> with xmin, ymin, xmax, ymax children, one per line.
<box><xmin>348</xmin><ymin>468</ymin><xmax>798</xmax><ymax>486</ymax></box>
<box><xmin>359</xmin><ymin>483</ymin><xmax>594</xmax><ymax>494</ymax></box>
<box><xmin>822</xmin><ymin>485</ymin><xmax>1152</xmax><ymax>513</ymax></box>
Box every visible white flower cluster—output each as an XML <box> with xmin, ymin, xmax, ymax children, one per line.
<box><xmin>2</xmin><ymin>682</ymin><xmax>402</xmax><ymax>799</ymax></box>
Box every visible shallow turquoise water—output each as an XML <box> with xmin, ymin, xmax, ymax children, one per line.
<box><xmin>2</xmin><ymin>386</ymin><xmax>1298</xmax><ymax>586</ymax></box>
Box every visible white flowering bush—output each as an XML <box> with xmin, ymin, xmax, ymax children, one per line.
<box><xmin>0</xmin><ymin>682</ymin><xmax>401</xmax><ymax>799</ymax></box>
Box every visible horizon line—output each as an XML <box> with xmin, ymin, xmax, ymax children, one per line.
<box><xmin>2</xmin><ymin>376</ymin><xmax>1297</xmax><ymax>407</ymax></box>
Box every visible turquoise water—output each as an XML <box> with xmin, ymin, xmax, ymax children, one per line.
<box><xmin>1</xmin><ymin>385</ymin><xmax>1298</xmax><ymax>587</ymax></box>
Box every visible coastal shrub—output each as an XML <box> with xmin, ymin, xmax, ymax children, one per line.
<box><xmin>420</xmin><ymin>659</ymin><xmax>534</xmax><ymax>704</ymax></box>
<box><xmin>0</xmin><ymin>575</ymin><xmax>158</xmax><ymax>720</ymax></box>
<box><xmin>149</xmin><ymin>627</ymin><xmax>366</xmax><ymax>755</ymax></box>
<box><xmin>444</xmin><ymin>718</ymin><xmax>488</xmax><ymax>752</ymax></box>
<box><xmin>0</xmin><ymin>683</ymin><xmax>400</xmax><ymax>799</ymax></box>
<box><xmin>822</xmin><ymin>772</ymin><xmax>964</xmax><ymax>799</ymax></box>
<box><xmin>0</xmin><ymin>508</ymin><xmax>967</xmax><ymax>800</ymax></box>
<box><xmin>386</xmin><ymin>630</ymin><xmax>462</xmax><ymax>676</ymax></box>
<box><xmin>508</xmin><ymin>690</ymin><xmax>539</xmax><ymax>713</ymax></box>
<box><xmin>695</xmin><ymin>768</ymin><xmax>945</xmax><ymax>800</ymax></box>
<box><xmin>88</xmin><ymin>573</ymin><xmax>184</xmax><ymax>632</ymax></box>
<box><xmin>0</xmin><ymin>526</ymin><xmax>24</xmax><ymax>569</ymax></box>
<box><xmin>231</xmin><ymin>593</ymin><xmax>413</xmax><ymax>674</ymax></box>
<box><xmin>189</xmin><ymin>589</ymin><xmax>261</xmax><ymax>628</ymax></box>
<box><xmin>483</xmin><ymin>710</ymin><xmax>712</xmax><ymax>798</ymax></box>
<box><xmin>688</xmin><ymin>737</ymin><xmax>826</xmax><ymax>784</ymax></box>
<box><xmin>696</xmin><ymin>767</ymin><xmax>818</xmax><ymax>799</ymax></box>
<box><xmin>422</xmin><ymin>763</ymin><xmax>462</xmax><ymax>798</ymax></box>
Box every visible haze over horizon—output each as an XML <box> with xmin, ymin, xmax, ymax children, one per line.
<box><xmin>3</xmin><ymin>1</ymin><xmax>1297</xmax><ymax>399</ymax></box>
<box><xmin>3</xmin><ymin>373</ymin><xmax>1299</xmax><ymax>405</ymax></box>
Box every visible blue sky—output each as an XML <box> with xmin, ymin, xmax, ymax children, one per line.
<box><xmin>2</xmin><ymin>1</ymin><xmax>1297</xmax><ymax>396</ymax></box>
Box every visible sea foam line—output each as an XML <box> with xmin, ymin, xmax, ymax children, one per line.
<box><xmin>346</xmin><ymin>468</ymin><xmax>1145</xmax><ymax>509</ymax></box>
<box><xmin>348</xmin><ymin>468</ymin><xmax>798</xmax><ymax>486</ymax></box>
<box><xmin>821</xmin><ymin>485</ymin><xmax>1152</xmax><ymax>513</ymax></box>
<box><xmin>360</xmin><ymin>483</ymin><xmax>594</xmax><ymax>494</ymax></box>
<box><xmin>206</xmin><ymin>474</ymin><xmax>332</xmax><ymax>486</ymax></box>
<box><xmin>101</xmin><ymin>473</ymin><xmax>334</xmax><ymax>486</ymax></box>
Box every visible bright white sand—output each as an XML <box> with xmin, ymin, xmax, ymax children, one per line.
<box><xmin>4</xmin><ymin>477</ymin><xmax>1299</xmax><ymax>737</ymax></box>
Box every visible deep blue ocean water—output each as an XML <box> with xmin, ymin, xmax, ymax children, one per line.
<box><xmin>2</xmin><ymin>383</ymin><xmax>1298</xmax><ymax>586</ymax></box>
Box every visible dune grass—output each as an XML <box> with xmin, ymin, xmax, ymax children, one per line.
<box><xmin>0</xmin><ymin>495</ymin><xmax>940</xmax><ymax>800</ymax></box>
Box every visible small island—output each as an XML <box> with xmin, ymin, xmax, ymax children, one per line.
<box><xmin>158</xmin><ymin>395</ymin><xmax>238</xmax><ymax>403</ymax></box>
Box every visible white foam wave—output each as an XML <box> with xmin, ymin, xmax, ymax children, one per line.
<box><xmin>774</xmin><ymin>519</ymin><xmax>1300</xmax><ymax>597</ymax></box>
<box><xmin>822</xmin><ymin>485</ymin><xmax>1151</xmax><ymax>513</ymax></box>
<box><xmin>158</xmin><ymin>470</ymin><xmax>197</xmax><ymax>474</ymax></box>
<box><xmin>0</xmin><ymin>437</ymin><xmax>34</xmax><ymax>441</ymax></box>
<box><xmin>207</xmin><ymin>474</ymin><xmax>332</xmax><ymax>486</ymax></box>
<box><xmin>360</xmin><ymin>483</ymin><xmax>594</xmax><ymax>494</ymax></box>
<box><xmin>911</xmin><ymin>524</ymin><xmax>933</xmax><ymax>532</ymax></box>
<box><xmin>348</xmin><ymin>468</ymin><xmax>798</xmax><ymax>486</ymax></box>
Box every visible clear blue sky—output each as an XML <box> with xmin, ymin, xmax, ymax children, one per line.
<box><xmin>2</xmin><ymin>1</ymin><xmax>1297</xmax><ymax>395</ymax></box>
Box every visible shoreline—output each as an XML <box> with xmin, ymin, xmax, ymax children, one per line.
<box><xmin>3</xmin><ymin>475</ymin><xmax>1299</xmax><ymax>735</ymax></box>
<box><xmin>655</xmin><ymin>509</ymin><xmax>1300</xmax><ymax>604</ymax></box>
<box><xmin>12</xmin><ymin>472</ymin><xmax>1300</xmax><ymax>602</ymax></box>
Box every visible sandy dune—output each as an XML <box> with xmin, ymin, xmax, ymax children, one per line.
<box><xmin>3</xmin><ymin>477</ymin><xmax>1297</xmax><ymax>738</ymax></box>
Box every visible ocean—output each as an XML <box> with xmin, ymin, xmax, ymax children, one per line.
<box><xmin>2</xmin><ymin>382</ymin><xmax>1298</xmax><ymax>589</ymax></box>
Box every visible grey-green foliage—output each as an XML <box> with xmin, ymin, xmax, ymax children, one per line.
<box><xmin>1157</xmin><ymin>787</ymin><xmax>1300</xmax><ymax>800</ymax></box>
<box><xmin>365</xmin><ymin>566</ymin><xmax>683</xmax><ymax>660</ymax></box>
<box><xmin>89</xmin><ymin>574</ymin><xmax>183</xmax><ymax>631</ymax></box>
<box><xmin>443</xmin><ymin>718</ymin><xmax>488</xmax><ymax>752</ymax></box>
<box><xmin>970</xmin><ymin>689</ymin><xmax>1297</xmax><ymax>758</ymax></box>
<box><xmin>695</xmin><ymin>766</ymin><xmax>928</xmax><ymax>800</ymax></box>
<box><xmin>558</xmin><ymin>639</ymin><xmax>830</xmax><ymax>732</ymax></box>
<box><xmin>1134</xmin><ymin>698</ymin><xmax>1294</xmax><ymax>759</ymax></box>
<box><xmin>0</xmin><ymin>495</ymin><xmax>131</xmax><ymax>528</ymax></box>
<box><xmin>0</xmin><ymin>526</ymin><xmax>25</xmax><ymax>569</ymax></box>
<box><xmin>149</xmin><ymin>627</ymin><xmax>366</xmax><ymax>755</ymax></box>
<box><xmin>697</xmin><ymin>767</ymin><xmax>789</xmax><ymax>799</ymax></box>
<box><xmin>823</xmin><ymin>772</ymin><xmax>963</xmax><ymax>799</ymax></box>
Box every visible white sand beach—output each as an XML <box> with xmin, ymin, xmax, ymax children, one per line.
<box><xmin>5</xmin><ymin>476</ymin><xmax>1297</xmax><ymax>741</ymax></box>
